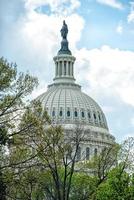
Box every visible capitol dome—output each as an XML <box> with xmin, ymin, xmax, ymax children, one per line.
<box><xmin>37</xmin><ymin>83</ymin><xmax>108</xmax><ymax>130</ymax></box>
<box><xmin>37</xmin><ymin>21</ymin><xmax>115</xmax><ymax>160</ymax></box>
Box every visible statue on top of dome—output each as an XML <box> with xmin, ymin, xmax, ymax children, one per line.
<box><xmin>58</xmin><ymin>20</ymin><xmax>72</xmax><ymax>55</ymax></box>
<box><xmin>60</xmin><ymin>20</ymin><xmax>68</xmax><ymax>40</ymax></box>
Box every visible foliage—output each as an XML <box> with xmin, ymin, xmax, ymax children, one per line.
<box><xmin>0</xmin><ymin>57</ymin><xmax>38</xmax><ymax>199</ymax></box>
<box><xmin>4</xmin><ymin>100</ymin><xmax>83</xmax><ymax>200</ymax></box>
<box><xmin>70</xmin><ymin>172</ymin><xmax>97</xmax><ymax>200</ymax></box>
<box><xmin>96</xmin><ymin>165</ymin><xmax>134</xmax><ymax>200</ymax></box>
<box><xmin>0</xmin><ymin>57</ymin><xmax>38</xmax><ymax>146</ymax></box>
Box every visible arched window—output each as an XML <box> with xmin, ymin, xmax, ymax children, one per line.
<box><xmin>94</xmin><ymin>148</ymin><xmax>97</xmax><ymax>156</ymax></box>
<box><xmin>88</xmin><ymin>112</ymin><xmax>91</xmax><ymax>119</ymax></box>
<box><xmin>52</xmin><ymin>110</ymin><xmax>55</xmax><ymax>117</ymax></box>
<box><xmin>74</xmin><ymin>110</ymin><xmax>78</xmax><ymax>117</ymax></box>
<box><xmin>81</xmin><ymin>111</ymin><xmax>85</xmax><ymax>118</ymax></box>
<box><xmin>86</xmin><ymin>147</ymin><xmax>90</xmax><ymax>160</ymax></box>
<box><xmin>76</xmin><ymin>147</ymin><xmax>81</xmax><ymax>161</ymax></box>
<box><xmin>98</xmin><ymin>113</ymin><xmax>101</xmax><ymax>121</ymax></box>
<box><xmin>94</xmin><ymin>113</ymin><xmax>96</xmax><ymax>120</ymax></box>
<box><xmin>59</xmin><ymin>108</ymin><xmax>63</xmax><ymax>117</ymax></box>
<box><xmin>60</xmin><ymin>111</ymin><xmax>62</xmax><ymax>116</ymax></box>
<box><xmin>67</xmin><ymin>110</ymin><xmax>70</xmax><ymax>117</ymax></box>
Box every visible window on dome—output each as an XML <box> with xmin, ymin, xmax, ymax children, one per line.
<box><xmin>98</xmin><ymin>113</ymin><xmax>101</xmax><ymax>121</ymax></box>
<box><xmin>94</xmin><ymin>148</ymin><xmax>97</xmax><ymax>156</ymax></box>
<box><xmin>88</xmin><ymin>112</ymin><xmax>91</xmax><ymax>118</ymax></box>
<box><xmin>74</xmin><ymin>111</ymin><xmax>78</xmax><ymax>117</ymax></box>
<box><xmin>86</xmin><ymin>147</ymin><xmax>90</xmax><ymax>160</ymax></box>
<box><xmin>76</xmin><ymin>147</ymin><xmax>81</xmax><ymax>161</ymax></box>
<box><xmin>94</xmin><ymin>113</ymin><xmax>96</xmax><ymax>119</ymax></box>
<box><xmin>67</xmin><ymin>110</ymin><xmax>70</xmax><ymax>117</ymax></box>
<box><xmin>52</xmin><ymin>110</ymin><xmax>55</xmax><ymax>117</ymax></box>
<box><xmin>59</xmin><ymin>108</ymin><xmax>63</xmax><ymax>117</ymax></box>
<box><xmin>81</xmin><ymin>111</ymin><xmax>85</xmax><ymax>118</ymax></box>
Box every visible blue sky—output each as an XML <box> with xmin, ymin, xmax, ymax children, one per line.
<box><xmin>0</xmin><ymin>0</ymin><xmax>134</xmax><ymax>142</ymax></box>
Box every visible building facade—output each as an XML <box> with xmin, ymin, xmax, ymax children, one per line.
<box><xmin>36</xmin><ymin>21</ymin><xmax>115</xmax><ymax>160</ymax></box>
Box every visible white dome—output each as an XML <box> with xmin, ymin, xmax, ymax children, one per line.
<box><xmin>37</xmin><ymin>83</ymin><xmax>108</xmax><ymax>130</ymax></box>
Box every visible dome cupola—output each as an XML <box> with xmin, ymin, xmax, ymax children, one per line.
<box><xmin>53</xmin><ymin>20</ymin><xmax>76</xmax><ymax>85</ymax></box>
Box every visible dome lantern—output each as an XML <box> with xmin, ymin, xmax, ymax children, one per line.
<box><xmin>53</xmin><ymin>21</ymin><xmax>76</xmax><ymax>84</ymax></box>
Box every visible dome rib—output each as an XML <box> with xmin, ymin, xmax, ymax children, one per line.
<box><xmin>69</xmin><ymin>89</ymin><xmax>74</xmax><ymax>120</ymax></box>
<box><xmin>49</xmin><ymin>87</ymin><xmax>58</xmax><ymax>118</ymax></box>
<box><xmin>57</xmin><ymin>87</ymin><xmax>63</xmax><ymax>121</ymax></box>
<box><xmin>42</xmin><ymin>87</ymin><xmax>55</xmax><ymax>109</ymax></box>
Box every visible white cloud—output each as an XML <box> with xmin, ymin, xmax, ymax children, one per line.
<box><xmin>116</xmin><ymin>23</ymin><xmax>123</xmax><ymax>34</ymax></box>
<box><xmin>128</xmin><ymin>2</ymin><xmax>134</xmax><ymax>23</ymax></box>
<box><xmin>25</xmin><ymin>0</ymin><xmax>80</xmax><ymax>15</ymax></box>
<box><xmin>101</xmin><ymin>105</ymin><xmax>115</xmax><ymax>113</ymax></box>
<box><xmin>96</xmin><ymin>0</ymin><xmax>123</xmax><ymax>9</ymax></box>
<box><xmin>75</xmin><ymin>46</ymin><xmax>134</xmax><ymax>107</ymax></box>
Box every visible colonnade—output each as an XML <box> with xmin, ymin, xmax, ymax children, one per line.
<box><xmin>53</xmin><ymin>55</ymin><xmax>75</xmax><ymax>79</ymax></box>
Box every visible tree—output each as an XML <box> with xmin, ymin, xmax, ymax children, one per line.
<box><xmin>96</xmin><ymin>165</ymin><xmax>134</xmax><ymax>200</ymax></box>
<box><xmin>70</xmin><ymin>172</ymin><xmax>97</xmax><ymax>200</ymax></box>
<box><xmin>0</xmin><ymin>57</ymin><xmax>38</xmax><ymax>199</ymax></box>
<box><xmin>0</xmin><ymin>57</ymin><xmax>38</xmax><ymax>145</ymax></box>
<box><xmin>91</xmin><ymin>137</ymin><xmax>134</xmax><ymax>200</ymax></box>
<box><xmin>0</xmin><ymin>147</ymin><xmax>6</xmax><ymax>200</ymax></box>
<box><xmin>5</xmin><ymin>101</ymin><xmax>84</xmax><ymax>200</ymax></box>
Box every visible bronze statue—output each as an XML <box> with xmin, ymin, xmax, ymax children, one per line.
<box><xmin>58</xmin><ymin>20</ymin><xmax>71</xmax><ymax>55</ymax></box>
<box><xmin>60</xmin><ymin>20</ymin><xmax>68</xmax><ymax>40</ymax></box>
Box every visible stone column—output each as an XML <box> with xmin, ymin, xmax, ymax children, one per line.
<box><xmin>58</xmin><ymin>61</ymin><xmax>60</xmax><ymax>77</ymax></box>
<box><xmin>70</xmin><ymin>61</ymin><xmax>73</xmax><ymax>77</ymax></box>
<box><xmin>62</xmin><ymin>60</ymin><xmax>64</xmax><ymax>76</ymax></box>
<box><xmin>72</xmin><ymin>62</ymin><xmax>74</xmax><ymax>77</ymax></box>
<box><xmin>55</xmin><ymin>61</ymin><xmax>57</xmax><ymax>77</ymax></box>
<box><xmin>66</xmin><ymin>61</ymin><xmax>69</xmax><ymax>76</ymax></box>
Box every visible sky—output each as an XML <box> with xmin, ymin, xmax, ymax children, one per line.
<box><xmin>0</xmin><ymin>0</ymin><xmax>134</xmax><ymax>142</ymax></box>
